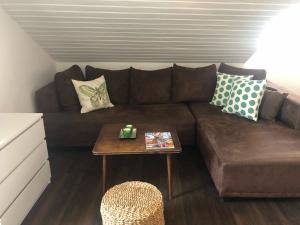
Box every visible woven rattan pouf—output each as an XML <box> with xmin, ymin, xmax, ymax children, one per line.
<box><xmin>100</xmin><ymin>181</ymin><xmax>165</xmax><ymax>225</ymax></box>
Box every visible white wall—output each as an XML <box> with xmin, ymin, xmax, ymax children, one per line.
<box><xmin>246</xmin><ymin>52</ymin><xmax>300</xmax><ymax>96</ymax></box>
<box><xmin>244</xmin><ymin>4</ymin><xmax>300</xmax><ymax>96</ymax></box>
<box><xmin>267</xmin><ymin>71</ymin><xmax>300</xmax><ymax>96</ymax></box>
<box><xmin>0</xmin><ymin>7</ymin><xmax>56</xmax><ymax>112</ymax></box>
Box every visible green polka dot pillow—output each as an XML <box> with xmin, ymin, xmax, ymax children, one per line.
<box><xmin>222</xmin><ymin>79</ymin><xmax>267</xmax><ymax>121</ymax></box>
<box><xmin>210</xmin><ymin>72</ymin><xmax>253</xmax><ymax>106</ymax></box>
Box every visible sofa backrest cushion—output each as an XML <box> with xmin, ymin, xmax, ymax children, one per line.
<box><xmin>218</xmin><ymin>63</ymin><xmax>266</xmax><ymax>80</ymax></box>
<box><xmin>85</xmin><ymin>65</ymin><xmax>130</xmax><ymax>105</ymax></box>
<box><xmin>130</xmin><ymin>67</ymin><xmax>172</xmax><ymax>104</ymax></box>
<box><xmin>36</xmin><ymin>82</ymin><xmax>61</xmax><ymax>113</ymax></box>
<box><xmin>172</xmin><ymin>64</ymin><xmax>217</xmax><ymax>103</ymax></box>
<box><xmin>259</xmin><ymin>89</ymin><xmax>288</xmax><ymax>121</ymax></box>
<box><xmin>54</xmin><ymin>65</ymin><xmax>85</xmax><ymax>112</ymax></box>
<box><xmin>280</xmin><ymin>95</ymin><xmax>300</xmax><ymax>129</ymax></box>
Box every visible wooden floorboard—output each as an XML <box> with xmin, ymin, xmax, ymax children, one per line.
<box><xmin>21</xmin><ymin>147</ymin><xmax>300</xmax><ymax>225</ymax></box>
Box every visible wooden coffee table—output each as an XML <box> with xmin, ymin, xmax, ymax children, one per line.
<box><xmin>92</xmin><ymin>123</ymin><xmax>182</xmax><ymax>200</ymax></box>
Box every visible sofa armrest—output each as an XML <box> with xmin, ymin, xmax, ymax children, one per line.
<box><xmin>35</xmin><ymin>82</ymin><xmax>61</xmax><ymax>113</ymax></box>
<box><xmin>280</xmin><ymin>95</ymin><xmax>300</xmax><ymax>130</ymax></box>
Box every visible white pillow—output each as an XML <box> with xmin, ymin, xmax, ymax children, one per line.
<box><xmin>72</xmin><ymin>76</ymin><xmax>114</xmax><ymax>113</ymax></box>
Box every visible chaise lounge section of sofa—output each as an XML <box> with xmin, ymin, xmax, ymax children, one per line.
<box><xmin>190</xmin><ymin>102</ymin><xmax>300</xmax><ymax>197</ymax></box>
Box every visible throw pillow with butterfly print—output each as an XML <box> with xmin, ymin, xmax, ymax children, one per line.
<box><xmin>72</xmin><ymin>76</ymin><xmax>114</xmax><ymax>113</ymax></box>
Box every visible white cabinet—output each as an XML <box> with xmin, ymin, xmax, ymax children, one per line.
<box><xmin>0</xmin><ymin>113</ymin><xmax>51</xmax><ymax>225</ymax></box>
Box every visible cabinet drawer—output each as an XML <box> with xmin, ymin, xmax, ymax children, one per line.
<box><xmin>0</xmin><ymin>161</ymin><xmax>51</xmax><ymax>225</ymax></box>
<box><xmin>0</xmin><ymin>119</ymin><xmax>45</xmax><ymax>183</ymax></box>
<box><xmin>0</xmin><ymin>141</ymin><xmax>48</xmax><ymax>216</ymax></box>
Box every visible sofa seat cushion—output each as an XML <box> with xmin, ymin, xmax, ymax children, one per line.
<box><xmin>44</xmin><ymin>104</ymin><xmax>195</xmax><ymax>147</ymax></box>
<box><xmin>190</xmin><ymin>103</ymin><xmax>300</xmax><ymax>197</ymax></box>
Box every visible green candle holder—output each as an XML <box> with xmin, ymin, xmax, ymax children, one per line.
<box><xmin>122</xmin><ymin>127</ymin><xmax>132</xmax><ymax>138</ymax></box>
<box><xmin>119</xmin><ymin>124</ymin><xmax>137</xmax><ymax>139</ymax></box>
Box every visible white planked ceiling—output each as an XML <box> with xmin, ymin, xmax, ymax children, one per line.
<box><xmin>1</xmin><ymin>0</ymin><xmax>299</xmax><ymax>62</ymax></box>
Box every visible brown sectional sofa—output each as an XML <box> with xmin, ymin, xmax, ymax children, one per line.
<box><xmin>36</xmin><ymin>63</ymin><xmax>300</xmax><ymax>198</ymax></box>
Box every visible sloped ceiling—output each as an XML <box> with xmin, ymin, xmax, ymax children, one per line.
<box><xmin>1</xmin><ymin>0</ymin><xmax>299</xmax><ymax>62</ymax></box>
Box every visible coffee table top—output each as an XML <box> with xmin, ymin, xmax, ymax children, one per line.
<box><xmin>92</xmin><ymin>123</ymin><xmax>182</xmax><ymax>155</ymax></box>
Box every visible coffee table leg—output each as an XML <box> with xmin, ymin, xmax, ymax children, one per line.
<box><xmin>102</xmin><ymin>155</ymin><xmax>106</xmax><ymax>194</ymax></box>
<box><xmin>166</xmin><ymin>154</ymin><xmax>172</xmax><ymax>200</ymax></box>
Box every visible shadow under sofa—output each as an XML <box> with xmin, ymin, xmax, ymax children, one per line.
<box><xmin>36</xmin><ymin>63</ymin><xmax>300</xmax><ymax>198</ymax></box>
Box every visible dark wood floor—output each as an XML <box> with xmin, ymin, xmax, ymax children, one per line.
<box><xmin>22</xmin><ymin>147</ymin><xmax>300</xmax><ymax>225</ymax></box>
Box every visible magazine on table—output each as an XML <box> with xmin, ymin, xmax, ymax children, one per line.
<box><xmin>145</xmin><ymin>132</ymin><xmax>175</xmax><ymax>150</ymax></box>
